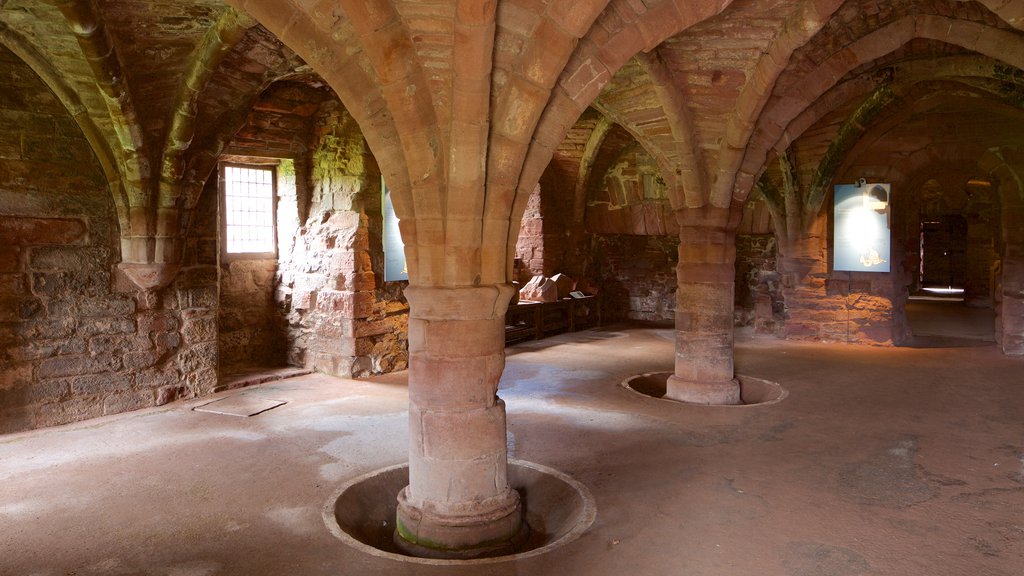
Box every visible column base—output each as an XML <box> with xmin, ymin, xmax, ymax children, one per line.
<box><xmin>665</xmin><ymin>375</ymin><xmax>741</xmax><ymax>405</ymax></box>
<box><xmin>393</xmin><ymin>486</ymin><xmax>528</xmax><ymax>559</ymax></box>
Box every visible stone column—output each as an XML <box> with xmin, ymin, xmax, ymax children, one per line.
<box><xmin>395</xmin><ymin>284</ymin><xmax>526</xmax><ymax>558</ymax></box>
<box><xmin>665</xmin><ymin>216</ymin><xmax>741</xmax><ymax>405</ymax></box>
<box><xmin>999</xmin><ymin>199</ymin><xmax>1024</xmax><ymax>355</ymax></box>
<box><xmin>777</xmin><ymin>228</ymin><xmax>828</xmax><ymax>341</ymax></box>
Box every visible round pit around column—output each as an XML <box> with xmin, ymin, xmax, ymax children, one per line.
<box><xmin>323</xmin><ymin>460</ymin><xmax>596</xmax><ymax>565</ymax></box>
<box><xmin>622</xmin><ymin>372</ymin><xmax>787</xmax><ymax>406</ymax></box>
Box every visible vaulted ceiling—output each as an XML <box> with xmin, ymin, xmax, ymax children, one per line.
<box><xmin>3</xmin><ymin>0</ymin><xmax>1024</xmax><ymax>282</ymax></box>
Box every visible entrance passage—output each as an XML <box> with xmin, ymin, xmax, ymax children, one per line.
<box><xmin>919</xmin><ymin>215</ymin><xmax>967</xmax><ymax>292</ymax></box>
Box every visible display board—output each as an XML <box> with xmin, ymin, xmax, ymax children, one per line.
<box><xmin>833</xmin><ymin>182</ymin><xmax>891</xmax><ymax>272</ymax></box>
<box><xmin>382</xmin><ymin>178</ymin><xmax>408</xmax><ymax>282</ymax></box>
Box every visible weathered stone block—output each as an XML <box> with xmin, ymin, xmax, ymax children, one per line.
<box><xmin>182</xmin><ymin>315</ymin><xmax>217</xmax><ymax>343</ymax></box>
<box><xmin>28</xmin><ymin>246</ymin><xmax>110</xmax><ymax>271</ymax></box>
<box><xmin>186</xmin><ymin>368</ymin><xmax>217</xmax><ymax>396</ymax></box>
<box><xmin>0</xmin><ymin>245</ymin><xmax>19</xmax><ymax>272</ymax></box>
<box><xmin>154</xmin><ymin>331</ymin><xmax>182</xmax><ymax>356</ymax></box>
<box><xmin>78</xmin><ymin>316</ymin><xmax>136</xmax><ymax>337</ymax></box>
<box><xmin>354</xmin><ymin>318</ymin><xmax>394</xmax><ymax>338</ymax></box>
<box><xmin>68</xmin><ymin>373</ymin><xmax>132</xmax><ymax>397</ymax></box>
<box><xmin>18</xmin><ymin>318</ymin><xmax>74</xmax><ymax>340</ymax></box>
<box><xmin>316</xmin><ymin>289</ymin><xmax>375</xmax><ymax>318</ymax></box>
<box><xmin>123</xmin><ymin>349</ymin><xmax>163</xmax><ymax>371</ymax></box>
<box><xmin>177</xmin><ymin>342</ymin><xmax>217</xmax><ymax>373</ymax></box>
<box><xmin>102</xmin><ymin>391</ymin><xmax>155</xmax><ymax>416</ymax></box>
<box><xmin>155</xmin><ymin>384</ymin><xmax>191</xmax><ymax>406</ymax></box>
<box><xmin>178</xmin><ymin>265</ymin><xmax>218</xmax><ymax>288</ymax></box>
<box><xmin>311</xmin><ymin>352</ymin><xmax>353</xmax><ymax>378</ymax></box>
<box><xmin>31</xmin><ymin>271</ymin><xmax>108</xmax><ymax>298</ymax></box>
<box><xmin>0</xmin><ymin>379</ymin><xmax>69</xmax><ymax>405</ymax></box>
<box><xmin>0</xmin><ymin>217</ymin><xmax>87</xmax><ymax>245</ymax></box>
<box><xmin>136</xmin><ymin>367</ymin><xmax>177</xmax><ymax>389</ymax></box>
<box><xmin>37</xmin><ymin>398</ymin><xmax>103</xmax><ymax>428</ymax></box>
<box><xmin>138</xmin><ymin>311</ymin><xmax>179</xmax><ymax>334</ymax></box>
<box><xmin>36</xmin><ymin>354</ymin><xmax>122</xmax><ymax>379</ymax></box>
<box><xmin>519</xmin><ymin>274</ymin><xmax>557</xmax><ymax>302</ymax></box>
<box><xmin>418</xmin><ymin>403</ymin><xmax>507</xmax><ymax>461</ymax></box>
<box><xmin>293</xmin><ymin>290</ymin><xmax>318</xmax><ymax>311</ymax></box>
<box><xmin>89</xmin><ymin>334</ymin><xmax>153</xmax><ymax>356</ymax></box>
<box><xmin>177</xmin><ymin>286</ymin><xmax>218</xmax><ymax>310</ymax></box>
<box><xmin>408</xmin><ymin>453</ymin><xmax>508</xmax><ymax>505</ymax></box>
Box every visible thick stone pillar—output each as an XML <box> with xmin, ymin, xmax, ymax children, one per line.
<box><xmin>665</xmin><ymin>218</ymin><xmax>741</xmax><ymax>405</ymax></box>
<box><xmin>395</xmin><ymin>284</ymin><xmax>526</xmax><ymax>558</ymax></box>
<box><xmin>777</xmin><ymin>226</ymin><xmax>828</xmax><ymax>340</ymax></box>
<box><xmin>999</xmin><ymin>200</ymin><xmax>1024</xmax><ymax>355</ymax></box>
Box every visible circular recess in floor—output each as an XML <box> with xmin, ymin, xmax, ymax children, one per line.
<box><xmin>622</xmin><ymin>372</ymin><xmax>787</xmax><ymax>406</ymax></box>
<box><xmin>323</xmin><ymin>459</ymin><xmax>596</xmax><ymax>565</ymax></box>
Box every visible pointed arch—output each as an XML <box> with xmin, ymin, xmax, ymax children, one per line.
<box><xmin>733</xmin><ymin>16</ymin><xmax>1024</xmax><ymax>207</ymax></box>
<box><xmin>0</xmin><ymin>23</ymin><xmax>128</xmax><ymax>229</ymax></box>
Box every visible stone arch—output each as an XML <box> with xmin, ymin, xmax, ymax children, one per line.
<box><xmin>709</xmin><ymin>0</ymin><xmax>847</xmax><ymax>209</ymax></box>
<box><xmin>587</xmin><ymin>51</ymin><xmax>700</xmax><ymax>211</ymax></box>
<box><xmin>771</xmin><ymin>53</ymin><xmax>1012</xmax><ymax>159</ymax></box>
<box><xmin>634</xmin><ymin>48</ymin><xmax>705</xmax><ymax>209</ymax></box>
<box><xmin>223</xmin><ymin>0</ymin><xmax>413</xmax><ymax>239</ymax></box>
<box><xmin>978</xmin><ymin>0</ymin><xmax>1024</xmax><ymax>31</ymax></box>
<box><xmin>508</xmin><ymin>0</ymin><xmax>743</xmax><ymax>249</ymax></box>
<box><xmin>734</xmin><ymin>16</ymin><xmax>1024</xmax><ymax>207</ymax></box>
<box><xmin>574</xmin><ymin>113</ymin><xmax>615</xmax><ymax>229</ymax></box>
<box><xmin>0</xmin><ymin>25</ymin><xmax>128</xmax><ymax>235</ymax></box>
<box><xmin>899</xmin><ymin>162</ymin><xmax>1003</xmax><ymax>315</ymax></box>
<box><xmin>158</xmin><ymin>9</ymin><xmax>258</xmax><ymax>213</ymax></box>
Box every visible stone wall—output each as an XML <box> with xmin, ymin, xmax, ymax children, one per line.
<box><xmin>215</xmin><ymin>162</ymin><xmax>286</xmax><ymax>370</ymax></box>
<box><xmin>219</xmin><ymin>256</ymin><xmax>282</xmax><ymax>369</ymax></box>
<box><xmin>582</xmin><ymin>234</ymin><xmax>779</xmax><ymax>328</ymax></box>
<box><xmin>216</xmin><ymin>80</ymin><xmax>330</xmax><ymax>372</ymax></box>
<box><xmin>594</xmin><ymin>235</ymin><xmax>678</xmax><ymax>323</ymax></box>
<box><xmin>275</xmin><ymin>102</ymin><xmax>408</xmax><ymax>377</ymax></box>
<box><xmin>0</xmin><ymin>46</ymin><xmax>217</xmax><ymax>433</ymax></box>
<box><xmin>735</xmin><ymin>234</ymin><xmax>782</xmax><ymax>332</ymax></box>
<box><xmin>515</xmin><ymin>184</ymin><xmax>544</xmax><ymax>282</ymax></box>
<box><xmin>586</xmin><ymin>194</ymin><xmax>778</xmax><ymax>326</ymax></box>
<box><xmin>779</xmin><ymin>221</ymin><xmax>912</xmax><ymax>346</ymax></box>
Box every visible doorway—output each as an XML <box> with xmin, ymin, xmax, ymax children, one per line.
<box><xmin>919</xmin><ymin>214</ymin><xmax>967</xmax><ymax>294</ymax></box>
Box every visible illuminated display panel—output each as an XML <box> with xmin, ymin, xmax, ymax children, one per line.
<box><xmin>834</xmin><ymin>182</ymin><xmax>891</xmax><ymax>273</ymax></box>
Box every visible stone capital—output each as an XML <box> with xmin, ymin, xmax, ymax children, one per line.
<box><xmin>117</xmin><ymin>262</ymin><xmax>180</xmax><ymax>291</ymax></box>
<box><xmin>404</xmin><ymin>283</ymin><xmax>516</xmax><ymax>321</ymax></box>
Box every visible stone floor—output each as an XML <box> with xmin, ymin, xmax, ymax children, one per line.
<box><xmin>906</xmin><ymin>298</ymin><xmax>996</xmax><ymax>342</ymax></box>
<box><xmin>2</xmin><ymin>324</ymin><xmax>1023</xmax><ymax>576</ymax></box>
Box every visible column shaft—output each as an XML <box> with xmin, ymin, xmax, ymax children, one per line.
<box><xmin>665</xmin><ymin>221</ymin><xmax>741</xmax><ymax>405</ymax></box>
<box><xmin>395</xmin><ymin>284</ymin><xmax>526</xmax><ymax>558</ymax></box>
